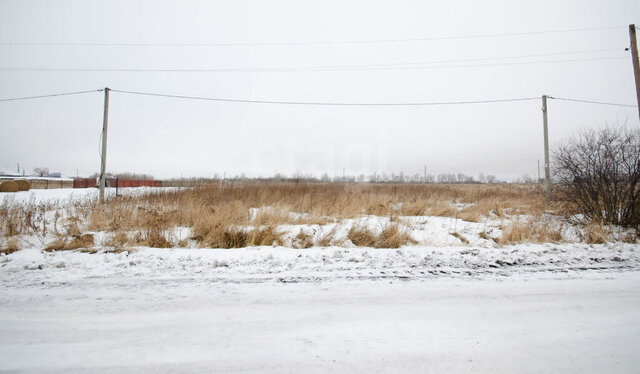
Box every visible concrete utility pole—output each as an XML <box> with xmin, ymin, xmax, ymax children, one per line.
<box><xmin>542</xmin><ymin>95</ymin><xmax>551</xmax><ymax>199</ymax></box>
<box><xmin>629</xmin><ymin>24</ymin><xmax>640</xmax><ymax>122</ymax></box>
<box><xmin>99</xmin><ymin>87</ymin><xmax>110</xmax><ymax>203</ymax></box>
<box><xmin>537</xmin><ymin>159</ymin><xmax>541</xmax><ymax>183</ymax></box>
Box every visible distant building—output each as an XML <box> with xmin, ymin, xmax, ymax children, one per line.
<box><xmin>48</xmin><ymin>172</ymin><xmax>62</xmax><ymax>178</ymax></box>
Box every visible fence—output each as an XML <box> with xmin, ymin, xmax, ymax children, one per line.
<box><xmin>73</xmin><ymin>178</ymin><xmax>161</xmax><ymax>189</ymax></box>
<box><xmin>0</xmin><ymin>177</ymin><xmax>74</xmax><ymax>189</ymax></box>
<box><xmin>73</xmin><ymin>178</ymin><xmax>97</xmax><ymax>188</ymax></box>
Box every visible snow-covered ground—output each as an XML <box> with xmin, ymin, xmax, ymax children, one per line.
<box><xmin>0</xmin><ymin>186</ymin><xmax>172</xmax><ymax>205</ymax></box>
<box><xmin>1</xmin><ymin>188</ymin><xmax>640</xmax><ymax>372</ymax></box>
<box><xmin>1</xmin><ymin>266</ymin><xmax>639</xmax><ymax>373</ymax></box>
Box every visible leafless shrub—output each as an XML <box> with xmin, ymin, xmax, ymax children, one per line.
<box><xmin>553</xmin><ymin>125</ymin><xmax>640</xmax><ymax>227</ymax></box>
<box><xmin>33</xmin><ymin>167</ymin><xmax>49</xmax><ymax>177</ymax></box>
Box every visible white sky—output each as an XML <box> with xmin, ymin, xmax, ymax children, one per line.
<box><xmin>0</xmin><ymin>0</ymin><xmax>639</xmax><ymax>180</ymax></box>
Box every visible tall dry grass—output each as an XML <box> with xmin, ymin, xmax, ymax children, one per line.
<box><xmin>2</xmin><ymin>183</ymin><xmax>571</xmax><ymax>249</ymax></box>
<box><xmin>84</xmin><ymin>183</ymin><xmax>564</xmax><ymax>248</ymax></box>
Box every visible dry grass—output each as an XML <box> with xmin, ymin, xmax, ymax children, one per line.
<box><xmin>316</xmin><ymin>226</ymin><xmax>343</xmax><ymax>247</ymax></box>
<box><xmin>348</xmin><ymin>225</ymin><xmax>378</xmax><ymax>247</ymax></box>
<box><xmin>1</xmin><ymin>237</ymin><xmax>20</xmax><ymax>254</ymax></box>
<box><xmin>499</xmin><ymin>219</ymin><xmax>563</xmax><ymax>245</ymax></box>
<box><xmin>292</xmin><ymin>230</ymin><xmax>313</xmax><ymax>249</ymax></box>
<box><xmin>44</xmin><ymin>234</ymin><xmax>94</xmax><ymax>251</ymax></box>
<box><xmin>583</xmin><ymin>221</ymin><xmax>610</xmax><ymax>244</ymax></box>
<box><xmin>1</xmin><ymin>183</ymin><xmax>581</xmax><ymax>250</ymax></box>
<box><xmin>105</xmin><ymin>231</ymin><xmax>130</xmax><ymax>248</ymax></box>
<box><xmin>450</xmin><ymin>232</ymin><xmax>469</xmax><ymax>244</ymax></box>
<box><xmin>348</xmin><ymin>223</ymin><xmax>415</xmax><ymax>248</ymax></box>
<box><xmin>133</xmin><ymin>229</ymin><xmax>172</xmax><ymax>248</ymax></box>
<box><xmin>85</xmin><ymin>183</ymin><xmax>566</xmax><ymax>249</ymax></box>
<box><xmin>376</xmin><ymin>224</ymin><xmax>416</xmax><ymax>248</ymax></box>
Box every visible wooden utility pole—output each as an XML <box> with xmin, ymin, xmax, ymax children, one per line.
<box><xmin>99</xmin><ymin>87</ymin><xmax>110</xmax><ymax>203</ymax></box>
<box><xmin>630</xmin><ymin>24</ymin><xmax>640</xmax><ymax>122</ymax></box>
<box><xmin>542</xmin><ymin>95</ymin><xmax>551</xmax><ymax>199</ymax></box>
<box><xmin>424</xmin><ymin>164</ymin><xmax>427</xmax><ymax>182</ymax></box>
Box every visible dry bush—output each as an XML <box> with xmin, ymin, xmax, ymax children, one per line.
<box><xmin>45</xmin><ymin>234</ymin><xmax>94</xmax><ymax>251</ymax></box>
<box><xmin>348</xmin><ymin>226</ymin><xmax>378</xmax><ymax>247</ymax></box>
<box><xmin>15</xmin><ymin>180</ymin><xmax>30</xmax><ymax>191</ymax></box>
<box><xmin>583</xmin><ymin>221</ymin><xmax>610</xmax><ymax>244</ymax></box>
<box><xmin>0</xmin><ymin>181</ymin><xmax>18</xmax><ymax>193</ymax></box>
<box><xmin>348</xmin><ymin>223</ymin><xmax>414</xmax><ymax>248</ymax></box>
<box><xmin>499</xmin><ymin>220</ymin><xmax>563</xmax><ymax>244</ymax></box>
<box><xmin>67</xmin><ymin>234</ymin><xmax>94</xmax><ymax>249</ymax></box>
<box><xmin>105</xmin><ymin>231</ymin><xmax>130</xmax><ymax>248</ymax></box>
<box><xmin>1</xmin><ymin>205</ymin><xmax>21</xmax><ymax>237</ymax></box>
<box><xmin>0</xmin><ymin>200</ymin><xmax>53</xmax><ymax>241</ymax></box>
<box><xmin>197</xmin><ymin>227</ymin><xmax>248</xmax><ymax>248</ymax></box>
<box><xmin>1</xmin><ymin>238</ymin><xmax>20</xmax><ymax>254</ymax></box>
<box><xmin>134</xmin><ymin>229</ymin><xmax>172</xmax><ymax>248</ymax></box>
<box><xmin>553</xmin><ymin>125</ymin><xmax>640</xmax><ymax>227</ymax></box>
<box><xmin>44</xmin><ymin>238</ymin><xmax>67</xmax><ymax>251</ymax></box>
<box><xmin>316</xmin><ymin>226</ymin><xmax>342</xmax><ymax>247</ymax></box>
<box><xmin>247</xmin><ymin>226</ymin><xmax>282</xmax><ymax>246</ymax></box>
<box><xmin>376</xmin><ymin>224</ymin><xmax>415</xmax><ymax>248</ymax></box>
<box><xmin>292</xmin><ymin>230</ymin><xmax>313</xmax><ymax>249</ymax></box>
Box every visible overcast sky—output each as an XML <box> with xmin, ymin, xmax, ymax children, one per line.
<box><xmin>1</xmin><ymin>0</ymin><xmax>639</xmax><ymax>180</ymax></box>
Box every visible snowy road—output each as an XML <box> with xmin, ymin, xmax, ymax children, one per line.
<box><xmin>1</xmin><ymin>267</ymin><xmax>639</xmax><ymax>373</ymax></box>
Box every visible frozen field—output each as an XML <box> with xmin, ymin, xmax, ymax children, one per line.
<box><xmin>1</xmin><ymin>187</ymin><xmax>640</xmax><ymax>372</ymax></box>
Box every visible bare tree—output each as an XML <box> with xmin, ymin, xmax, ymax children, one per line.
<box><xmin>553</xmin><ymin>125</ymin><xmax>640</xmax><ymax>227</ymax></box>
<box><xmin>33</xmin><ymin>167</ymin><xmax>49</xmax><ymax>177</ymax></box>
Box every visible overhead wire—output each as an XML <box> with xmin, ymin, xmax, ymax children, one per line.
<box><xmin>0</xmin><ymin>54</ymin><xmax>628</xmax><ymax>73</ymax></box>
<box><xmin>0</xmin><ymin>89</ymin><xmax>101</xmax><ymax>102</ymax></box>
<box><xmin>0</xmin><ymin>88</ymin><xmax>635</xmax><ymax>108</ymax></box>
<box><xmin>550</xmin><ymin>96</ymin><xmax>639</xmax><ymax>108</ymax></box>
<box><xmin>109</xmin><ymin>89</ymin><xmax>540</xmax><ymax>106</ymax></box>
<box><xmin>0</xmin><ymin>26</ymin><xmax>624</xmax><ymax>47</ymax></box>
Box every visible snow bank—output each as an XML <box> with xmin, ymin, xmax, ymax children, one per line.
<box><xmin>2</xmin><ymin>243</ymin><xmax>638</xmax><ymax>287</ymax></box>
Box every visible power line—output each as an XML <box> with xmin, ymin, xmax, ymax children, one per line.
<box><xmin>0</xmin><ymin>55</ymin><xmax>628</xmax><ymax>74</ymax></box>
<box><xmin>0</xmin><ymin>89</ymin><xmax>101</xmax><ymax>102</ymax></box>
<box><xmin>0</xmin><ymin>26</ymin><xmax>623</xmax><ymax>47</ymax></box>
<box><xmin>0</xmin><ymin>88</ymin><xmax>635</xmax><ymax>108</ymax></box>
<box><xmin>550</xmin><ymin>96</ymin><xmax>638</xmax><ymax>108</ymax></box>
<box><xmin>325</xmin><ymin>48</ymin><xmax>624</xmax><ymax>68</ymax></box>
<box><xmin>110</xmin><ymin>89</ymin><xmax>539</xmax><ymax>106</ymax></box>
